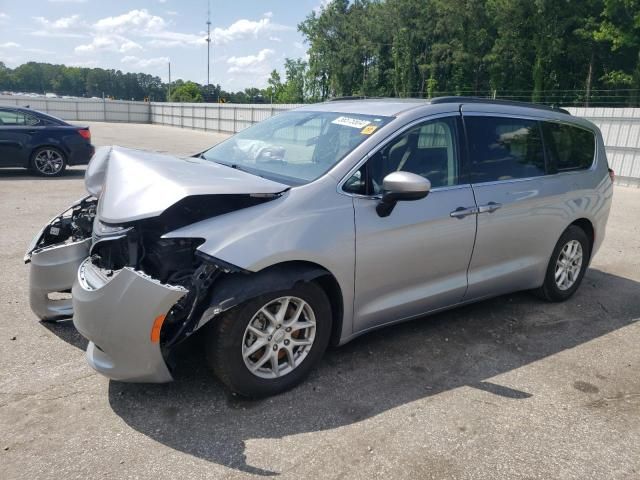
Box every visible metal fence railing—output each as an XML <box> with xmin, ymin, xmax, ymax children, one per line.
<box><xmin>1</xmin><ymin>95</ymin><xmax>638</xmax><ymax>186</ymax></box>
<box><xmin>0</xmin><ymin>95</ymin><xmax>150</xmax><ymax>123</ymax></box>
<box><xmin>149</xmin><ymin>102</ymin><xmax>304</xmax><ymax>134</ymax></box>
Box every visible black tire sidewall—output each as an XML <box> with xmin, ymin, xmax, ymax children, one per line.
<box><xmin>207</xmin><ymin>282</ymin><xmax>332</xmax><ymax>397</ymax></box>
<box><xmin>30</xmin><ymin>147</ymin><xmax>67</xmax><ymax>177</ymax></box>
<box><xmin>542</xmin><ymin>226</ymin><xmax>591</xmax><ymax>301</ymax></box>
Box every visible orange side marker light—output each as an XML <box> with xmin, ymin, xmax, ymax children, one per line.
<box><xmin>150</xmin><ymin>314</ymin><xmax>166</xmax><ymax>343</ymax></box>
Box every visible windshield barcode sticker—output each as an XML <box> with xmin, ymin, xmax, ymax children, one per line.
<box><xmin>331</xmin><ymin>116</ymin><xmax>372</xmax><ymax>129</ymax></box>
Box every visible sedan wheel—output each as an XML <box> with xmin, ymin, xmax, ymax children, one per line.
<box><xmin>32</xmin><ymin>148</ymin><xmax>66</xmax><ymax>176</ymax></box>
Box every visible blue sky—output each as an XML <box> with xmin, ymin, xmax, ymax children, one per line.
<box><xmin>0</xmin><ymin>0</ymin><xmax>329</xmax><ymax>90</ymax></box>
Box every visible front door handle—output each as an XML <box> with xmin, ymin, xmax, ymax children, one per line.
<box><xmin>450</xmin><ymin>206</ymin><xmax>478</xmax><ymax>218</ymax></box>
<box><xmin>477</xmin><ymin>202</ymin><xmax>502</xmax><ymax>214</ymax></box>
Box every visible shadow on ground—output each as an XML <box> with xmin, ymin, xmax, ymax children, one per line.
<box><xmin>0</xmin><ymin>167</ymin><xmax>85</xmax><ymax>180</ymax></box>
<box><xmin>43</xmin><ymin>268</ymin><xmax>640</xmax><ymax>475</ymax></box>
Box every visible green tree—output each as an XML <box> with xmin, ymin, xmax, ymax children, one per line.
<box><xmin>169</xmin><ymin>81</ymin><xmax>203</xmax><ymax>102</ymax></box>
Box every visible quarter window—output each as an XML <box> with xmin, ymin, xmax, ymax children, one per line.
<box><xmin>0</xmin><ymin>110</ymin><xmax>21</xmax><ymax>125</ymax></box>
<box><xmin>465</xmin><ymin>116</ymin><xmax>545</xmax><ymax>182</ymax></box>
<box><xmin>542</xmin><ymin>122</ymin><xmax>595</xmax><ymax>171</ymax></box>
<box><xmin>344</xmin><ymin>117</ymin><xmax>459</xmax><ymax>195</ymax></box>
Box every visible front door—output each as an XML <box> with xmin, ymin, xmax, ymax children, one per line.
<box><xmin>345</xmin><ymin>116</ymin><xmax>478</xmax><ymax>333</ymax></box>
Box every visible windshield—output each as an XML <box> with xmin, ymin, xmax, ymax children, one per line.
<box><xmin>200</xmin><ymin>110</ymin><xmax>392</xmax><ymax>185</ymax></box>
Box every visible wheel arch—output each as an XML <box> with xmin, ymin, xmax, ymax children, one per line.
<box><xmin>569</xmin><ymin>218</ymin><xmax>595</xmax><ymax>254</ymax></box>
<box><xmin>199</xmin><ymin>260</ymin><xmax>344</xmax><ymax>346</ymax></box>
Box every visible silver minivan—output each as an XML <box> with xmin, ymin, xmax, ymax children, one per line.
<box><xmin>25</xmin><ymin>98</ymin><xmax>613</xmax><ymax>397</ymax></box>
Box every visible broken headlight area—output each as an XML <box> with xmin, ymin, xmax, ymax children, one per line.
<box><xmin>85</xmin><ymin>193</ymin><xmax>273</xmax><ymax>347</ymax></box>
<box><xmin>25</xmin><ymin>196</ymin><xmax>97</xmax><ymax>263</ymax></box>
<box><xmin>87</xmin><ymin>230</ymin><xmax>233</xmax><ymax>349</ymax></box>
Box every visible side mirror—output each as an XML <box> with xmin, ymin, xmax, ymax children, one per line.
<box><xmin>376</xmin><ymin>171</ymin><xmax>431</xmax><ymax>217</ymax></box>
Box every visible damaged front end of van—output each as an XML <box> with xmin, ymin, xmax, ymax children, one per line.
<box><xmin>26</xmin><ymin>146</ymin><xmax>288</xmax><ymax>382</ymax></box>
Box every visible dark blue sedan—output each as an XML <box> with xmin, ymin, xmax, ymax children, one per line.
<box><xmin>0</xmin><ymin>106</ymin><xmax>95</xmax><ymax>176</ymax></box>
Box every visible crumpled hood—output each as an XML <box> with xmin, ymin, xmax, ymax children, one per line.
<box><xmin>85</xmin><ymin>146</ymin><xmax>288</xmax><ymax>224</ymax></box>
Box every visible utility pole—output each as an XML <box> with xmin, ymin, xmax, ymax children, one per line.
<box><xmin>206</xmin><ymin>1</ymin><xmax>212</xmax><ymax>89</ymax></box>
<box><xmin>168</xmin><ymin>61</ymin><xmax>171</xmax><ymax>101</ymax></box>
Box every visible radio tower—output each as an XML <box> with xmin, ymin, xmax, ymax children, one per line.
<box><xmin>206</xmin><ymin>1</ymin><xmax>212</xmax><ymax>89</ymax></box>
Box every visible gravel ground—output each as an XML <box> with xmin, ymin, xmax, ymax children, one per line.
<box><xmin>1</xmin><ymin>122</ymin><xmax>639</xmax><ymax>479</ymax></box>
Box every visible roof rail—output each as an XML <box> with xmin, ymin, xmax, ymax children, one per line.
<box><xmin>430</xmin><ymin>96</ymin><xmax>571</xmax><ymax>115</ymax></box>
<box><xmin>328</xmin><ymin>95</ymin><xmax>383</xmax><ymax>101</ymax></box>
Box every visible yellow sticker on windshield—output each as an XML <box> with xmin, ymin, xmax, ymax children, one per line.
<box><xmin>361</xmin><ymin>125</ymin><xmax>378</xmax><ymax>135</ymax></box>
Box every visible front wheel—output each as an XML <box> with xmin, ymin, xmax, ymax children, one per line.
<box><xmin>206</xmin><ymin>282</ymin><xmax>332</xmax><ymax>398</ymax></box>
<box><xmin>31</xmin><ymin>147</ymin><xmax>67</xmax><ymax>177</ymax></box>
<box><xmin>534</xmin><ymin>225</ymin><xmax>590</xmax><ymax>302</ymax></box>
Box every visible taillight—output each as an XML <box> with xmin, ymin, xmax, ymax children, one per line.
<box><xmin>608</xmin><ymin>168</ymin><xmax>615</xmax><ymax>183</ymax></box>
<box><xmin>78</xmin><ymin>129</ymin><xmax>91</xmax><ymax>141</ymax></box>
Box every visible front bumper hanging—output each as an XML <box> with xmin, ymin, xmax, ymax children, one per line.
<box><xmin>73</xmin><ymin>258</ymin><xmax>188</xmax><ymax>383</ymax></box>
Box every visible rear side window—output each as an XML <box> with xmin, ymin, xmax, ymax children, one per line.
<box><xmin>542</xmin><ymin>122</ymin><xmax>595</xmax><ymax>172</ymax></box>
<box><xmin>0</xmin><ymin>110</ymin><xmax>21</xmax><ymax>125</ymax></box>
<box><xmin>0</xmin><ymin>110</ymin><xmax>40</xmax><ymax>126</ymax></box>
<box><xmin>465</xmin><ymin>116</ymin><xmax>545</xmax><ymax>183</ymax></box>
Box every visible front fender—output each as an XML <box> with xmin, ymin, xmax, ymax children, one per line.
<box><xmin>163</xmin><ymin>181</ymin><xmax>356</xmax><ymax>340</ymax></box>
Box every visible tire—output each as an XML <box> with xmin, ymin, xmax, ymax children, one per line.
<box><xmin>206</xmin><ymin>282</ymin><xmax>332</xmax><ymax>398</ymax></box>
<box><xmin>534</xmin><ymin>225</ymin><xmax>591</xmax><ymax>302</ymax></box>
<box><xmin>30</xmin><ymin>147</ymin><xmax>67</xmax><ymax>177</ymax></box>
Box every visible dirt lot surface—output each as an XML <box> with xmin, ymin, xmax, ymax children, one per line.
<box><xmin>1</xmin><ymin>122</ymin><xmax>639</xmax><ymax>479</ymax></box>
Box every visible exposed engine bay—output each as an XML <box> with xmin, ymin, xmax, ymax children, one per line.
<box><xmin>88</xmin><ymin>193</ymin><xmax>278</xmax><ymax>348</ymax></box>
<box><xmin>27</xmin><ymin>196</ymin><xmax>97</xmax><ymax>257</ymax></box>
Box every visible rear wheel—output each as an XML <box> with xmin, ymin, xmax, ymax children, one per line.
<box><xmin>535</xmin><ymin>225</ymin><xmax>590</xmax><ymax>302</ymax></box>
<box><xmin>31</xmin><ymin>147</ymin><xmax>67</xmax><ymax>177</ymax></box>
<box><xmin>206</xmin><ymin>282</ymin><xmax>332</xmax><ymax>398</ymax></box>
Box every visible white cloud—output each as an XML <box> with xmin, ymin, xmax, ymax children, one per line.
<box><xmin>75</xmin><ymin>35</ymin><xmax>142</xmax><ymax>54</ymax></box>
<box><xmin>0</xmin><ymin>42</ymin><xmax>20</xmax><ymax>48</ymax></box>
<box><xmin>48</xmin><ymin>0</ymin><xmax>88</xmax><ymax>3</ymax></box>
<box><xmin>213</xmin><ymin>17</ymin><xmax>292</xmax><ymax>45</ymax></box>
<box><xmin>145</xmin><ymin>31</ymin><xmax>206</xmax><ymax>48</ymax></box>
<box><xmin>94</xmin><ymin>9</ymin><xmax>166</xmax><ymax>34</ymax></box>
<box><xmin>227</xmin><ymin>48</ymin><xmax>274</xmax><ymax>73</ymax></box>
<box><xmin>0</xmin><ymin>12</ymin><xmax>9</xmax><ymax>20</ymax></box>
<box><xmin>121</xmin><ymin>55</ymin><xmax>169</xmax><ymax>68</ymax></box>
<box><xmin>32</xmin><ymin>14</ymin><xmax>87</xmax><ymax>38</ymax></box>
<box><xmin>269</xmin><ymin>36</ymin><xmax>282</xmax><ymax>43</ymax></box>
<box><xmin>166</xmin><ymin>10</ymin><xmax>179</xmax><ymax>16</ymax></box>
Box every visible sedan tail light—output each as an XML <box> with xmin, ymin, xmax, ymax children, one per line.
<box><xmin>608</xmin><ymin>168</ymin><xmax>615</xmax><ymax>183</ymax></box>
<box><xmin>78</xmin><ymin>128</ymin><xmax>91</xmax><ymax>142</ymax></box>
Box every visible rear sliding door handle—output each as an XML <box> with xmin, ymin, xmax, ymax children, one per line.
<box><xmin>450</xmin><ymin>206</ymin><xmax>478</xmax><ymax>218</ymax></box>
<box><xmin>477</xmin><ymin>202</ymin><xmax>502</xmax><ymax>214</ymax></box>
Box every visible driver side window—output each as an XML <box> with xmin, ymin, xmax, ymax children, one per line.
<box><xmin>344</xmin><ymin>117</ymin><xmax>460</xmax><ymax>195</ymax></box>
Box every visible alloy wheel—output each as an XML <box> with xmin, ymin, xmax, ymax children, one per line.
<box><xmin>554</xmin><ymin>240</ymin><xmax>583</xmax><ymax>291</ymax></box>
<box><xmin>242</xmin><ymin>296</ymin><xmax>316</xmax><ymax>379</ymax></box>
<box><xmin>34</xmin><ymin>149</ymin><xmax>64</xmax><ymax>176</ymax></box>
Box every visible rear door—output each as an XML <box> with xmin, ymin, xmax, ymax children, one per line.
<box><xmin>346</xmin><ymin>115</ymin><xmax>478</xmax><ymax>333</ymax></box>
<box><xmin>462</xmin><ymin>110</ymin><xmax>559</xmax><ymax>300</ymax></box>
